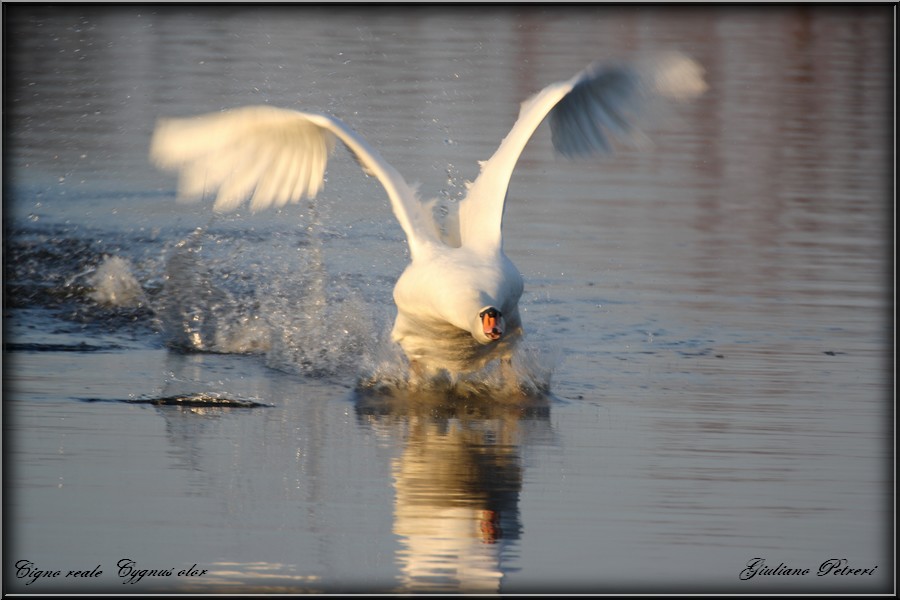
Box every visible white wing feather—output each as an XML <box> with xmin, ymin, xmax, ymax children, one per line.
<box><xmin>458</xmin><ymin>51</ymin><xmax>706</xmax><ymax>254</ymax></box>
<box><xmin>150</xmin><ymin>106</ymin><xmax>438</xmax><ymax>258</ymax></box>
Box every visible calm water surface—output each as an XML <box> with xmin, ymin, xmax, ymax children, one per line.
<box><xmin>3</xmin><ymin>5</ymin><xmax>893</xmax><ymax>594</ymax></box>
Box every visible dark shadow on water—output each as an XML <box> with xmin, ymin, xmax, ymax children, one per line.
<box><xmin>352</xmin><ymin>384</ymin><xmax>553</xmax><ymax>593</ymax></box>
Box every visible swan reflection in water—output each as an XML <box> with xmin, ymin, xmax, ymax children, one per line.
<box><xmin>355</xmin><ymin>386</ymin><xmax>553</xmax><ymax>593</ymax></box>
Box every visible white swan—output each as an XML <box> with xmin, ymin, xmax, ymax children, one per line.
<box><xmin>150</xmin><ymin>53</ymin><xmax>705</xmax><ymax>380</ymax></box>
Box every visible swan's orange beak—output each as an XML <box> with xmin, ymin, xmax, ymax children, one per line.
<box><xmin>480</xmin><ymin>308</ymin><xmax>502</xmax><ymax>341</ymax></box>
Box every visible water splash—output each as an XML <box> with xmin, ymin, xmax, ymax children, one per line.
<box><xmin>88</xmin><ymin>255</ymin><xmax>146</xmax><ymax>307</ymax></box>
<box><xmin>151</xmin><ymin>208</ymin><xmax>380</xmax><ymax>378</ymax></box>
<box><xmin>145</xmin><ymin>221</ymin><xmax>561</xmax><ymax>390</ymax></box>
<box><xmin>154</xmin><ymin>227</ymin><xmax>269</xmax><ymax>354</ymax></box>
<box><xmin>261</xmin><ymin>268</ymin><xmax>377</xmax><ymax>378</ymax></box>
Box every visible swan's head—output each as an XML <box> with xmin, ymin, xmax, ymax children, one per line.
<box><xmin>478</xmin><ymin>307</ymin><xmax>504</xmax><ymax>342</ymax></box>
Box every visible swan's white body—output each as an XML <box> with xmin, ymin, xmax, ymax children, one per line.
<box><xmin>150</xmin><ymin>53</ymin><xmax>705</xmax><ymax>379</ymax></box>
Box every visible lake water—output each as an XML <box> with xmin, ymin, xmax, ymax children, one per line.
<box><xmin>3</xmin><ymin>5</ymin><xmax>893</xmax><ymax>594</ymax></box>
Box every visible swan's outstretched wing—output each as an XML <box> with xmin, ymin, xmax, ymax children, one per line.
<box><xmin>458</xmin><ymin>52</ymin><xmax>706</xmax><ymax>254</ymax></box>
<box><xmin>150</xmin><ymin>106</ymin><xmax>438</xmax><ymax>258</ymax></box>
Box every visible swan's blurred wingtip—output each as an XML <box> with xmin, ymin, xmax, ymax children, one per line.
<box><xmin>648</xmin><ymin>51</ymin><xmax>708</xmax><ymax>101</ymax></box>
<box><xmin>148</xmin><ymin>117</ymin><xmax>188</xmax><ymax>171</ymax></box>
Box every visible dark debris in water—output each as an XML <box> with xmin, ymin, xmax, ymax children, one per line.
<box><xmin>135</xmin><ymin>393</ymin><xmax>272</xmax><ymax>408</ymax></box>
<box><xmin>79</xmin><ymin>393</ymin><xmax>271</xmax><ymax>408</ymax></box>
